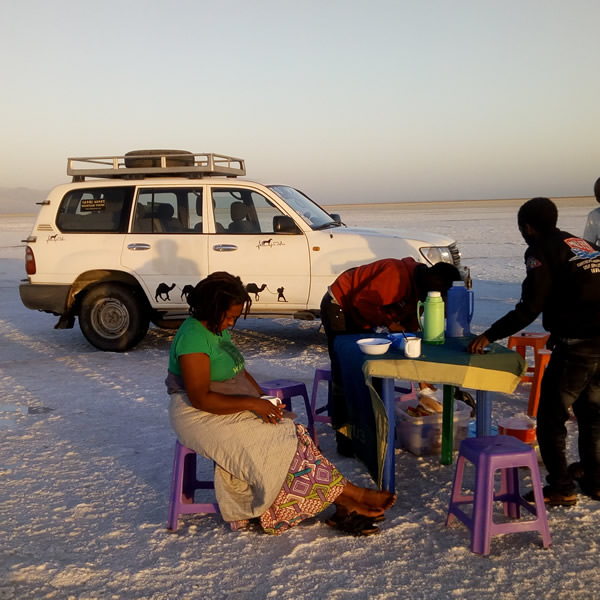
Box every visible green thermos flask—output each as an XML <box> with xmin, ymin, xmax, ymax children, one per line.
<box><xmin>417</xmin><ymin>291</ymin><xmax>445</xmax><ymax>345</ymax></box>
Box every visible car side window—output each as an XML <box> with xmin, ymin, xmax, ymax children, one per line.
<box><xmin>211</xmin><ymin>188</ymin><xmax>288</xmax><ymax>234</ymax></box>
<box><xmin>132</xmin><ymin>188</ymin><xmax>202</xmax><ymax>233</ymax></box>
<box><xmin>56</xmin><ymin>187</ymin><xmax>134</xmax><ymax>232</ymax></box>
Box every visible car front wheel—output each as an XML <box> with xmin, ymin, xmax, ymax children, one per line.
<box><xmin>79</xmin><ymin>283</ymin><xmax>149</xmax><ymax>352</ymax></box>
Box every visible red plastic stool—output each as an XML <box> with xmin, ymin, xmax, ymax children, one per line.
<box><xmin>167</xmin><ymin>440</ymin><xmax>218</xmax><ymax>531</ymax></box>
<box><xmin>527</xmin><ymin>349</ymin><xmax>551</xmax><ymax>417</ymax></box>
<box><xmin>260</xmin><ymin>379</ymin><xmax>314</xmax><ymax>438</ymax></box>
<box><xmin>507</xmin><ymin>331</ymin><xmax>550</xmax><ymax>383</ymax></box>
<box><xmin>446</xmin><ymin>435</ymin><xmax>551</xmax><ymax>555</ymax></box>
<box><xmin>507</xmin><ymin>331</ymin><xmax>551</xmax><ymax>417</ymax></box>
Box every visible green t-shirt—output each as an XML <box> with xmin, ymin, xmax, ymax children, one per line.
<box><xmin>168</xmin><ymin>317</ymin><xmax>245</xmax><ymax>382</ymax></box>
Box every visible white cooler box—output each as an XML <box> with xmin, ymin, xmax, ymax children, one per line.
<box><xmin>395</xmin><ymin>397</ymin><xmax>471</xmax><ymax>456</ymax></box>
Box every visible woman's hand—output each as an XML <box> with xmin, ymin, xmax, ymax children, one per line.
<box><xmin>252</xmin><ymin>397</ymin><xmax>284</xmax><ymax>424</ymax></box>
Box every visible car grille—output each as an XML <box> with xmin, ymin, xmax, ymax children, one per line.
<box><xmin>449</xmin><ymin>242</ymin><xmax>461</xmax><ymax>266</ymax></box>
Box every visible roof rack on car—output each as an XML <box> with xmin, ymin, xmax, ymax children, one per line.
<box><xmin>67</xmin><ymin>150</ymin><xmax>246</xmax><ymax>181</ymax></box>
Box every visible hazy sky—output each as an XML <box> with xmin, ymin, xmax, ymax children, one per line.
<box><xmin>1</xmin><ymin>0</ymin><xmax>599</xmax><ymax>204</ymax></box>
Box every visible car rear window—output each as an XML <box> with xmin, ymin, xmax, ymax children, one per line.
<box><xmin>56</xmin><ymin>187</ymin><xmax>135</xmax><ymax>232</ymax></box>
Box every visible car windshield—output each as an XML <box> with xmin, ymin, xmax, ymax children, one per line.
<box><xmin>269</xmin><ymin>185</ymin><xmax>340</xmax><ymax>230</ymax></box>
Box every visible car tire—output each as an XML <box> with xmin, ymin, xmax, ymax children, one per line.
<box><xmin>79</xmin><ymin>283</ymin><xmax>149</xmax><ymax>352</ymax></box>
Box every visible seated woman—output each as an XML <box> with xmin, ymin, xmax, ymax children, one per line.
<box><xmin>166</xmin><ymin>271</ymin><xmax>396</xmax><ymax>536</ymax></box>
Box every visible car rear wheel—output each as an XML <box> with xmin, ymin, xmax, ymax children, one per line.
<box><xmin>79</xmin><ymin>283</ymin><xmax>149</xmax><ymax>351</ymax></box>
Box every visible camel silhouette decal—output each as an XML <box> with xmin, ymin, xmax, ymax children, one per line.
<box><xmin>180</xmin><ymin>284</ymin><xmax>195</xmax><ymax>301</ymax></box>
<box><xmin>155</xmin><ymin>282</ymin><xmax>176</xmax><ymax>302</ymax></box>
<box><xmin>154</xmin><ymin>281</ymin><xmax>288</xmax><ymax>303</ymax></box>
<box><xmin>245</xmin><ymin>283</ymin><xmax>267</xmax><ymax>300</ymax></box>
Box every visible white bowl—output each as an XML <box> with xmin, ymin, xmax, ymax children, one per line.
<box><xmin>357</xmin><ymin>338</ymin><xmax>392</xmax><ymax>355</ymax></box>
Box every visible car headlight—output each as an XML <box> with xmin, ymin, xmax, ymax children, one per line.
<box><xmin>420</xmin><ymin>246</ymin><xmax>454</xmax><ymax>265</ymax></box>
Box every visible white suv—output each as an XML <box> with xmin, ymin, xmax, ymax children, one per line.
<box><xmin>19</xmin><ymin>150</ymin><xmax>465</xmax><ymax>351</ymax></box>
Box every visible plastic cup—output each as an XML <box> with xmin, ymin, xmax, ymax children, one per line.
<box><xmin>404</xmin><ymin>337</ymin><xmax>421</xmax><ymax>358</ymax></box>
<box><xmin>261</xmin><ymin>395</ymin><xmax>281</xmax><ymax>406</ymax></box>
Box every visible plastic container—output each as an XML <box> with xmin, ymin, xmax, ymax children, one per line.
<box><xmin>498</xmin><ymin>414</ymin><xmax>537</xmax><ymax>445</ymax></box>
<box><xmin>467</xmin><ymin>421</ymin><xmax>498</xmax><ymax>438</ymax></box>
<box><xmin>388</xmin><ymin>332</ymin><xmax>421</xmax><ymax>357</ymax></box>
<box><xmin>394</xmin><ymin>398</ymin><xmax>471</xmax><ymax>455</ymax></box>
<box><xmin>417</xmin><ymin>291</ymin><xmax>445</xmax><ymax>345</ymax></box>
<box><xmin>446</xmin><ymin>281</ymin><xmax>474</xmax><ymax>337</ymax></box>
<box><xmin>389</xmin><ymin>332</ymin><xmax>415</xmax><ymax>349</ymax></box>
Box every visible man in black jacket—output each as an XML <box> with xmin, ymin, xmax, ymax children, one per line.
<box><xmin>468</xmin><ymin>197</ymin><xmax>600</xmax><ymax>506</ymax></box>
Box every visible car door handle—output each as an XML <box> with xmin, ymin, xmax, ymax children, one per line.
<box><xmin>213</xmin><ymin>244</ymin><xmax>238</xmax><ymax>252</ymax></box>
<box><xmin>127</xmin><ymin>243</ymin><xmax>151</xmax><ymax>251</ymax></box>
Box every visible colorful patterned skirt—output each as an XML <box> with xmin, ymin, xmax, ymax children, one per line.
<box><xmin>230</xmin><ymin>424</ymin><xmax>347</xmax><ymax>534</ymax></box>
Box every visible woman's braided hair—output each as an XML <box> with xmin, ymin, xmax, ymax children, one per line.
<box><xmin>187</xmin><ymin>272</ymin><xmax>252</xmax><ymax>334</ymax></box>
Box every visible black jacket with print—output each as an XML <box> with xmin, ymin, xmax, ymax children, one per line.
<box><xmin>484</xmin><ymin>229</ymin><xmax>600</xmax><ymax>342</ymax></box>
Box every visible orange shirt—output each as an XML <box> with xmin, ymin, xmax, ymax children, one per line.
<box><xmin>330</xmin><ymin>257</ymin><xmax>422</xmax><ymax>330</ymax></box>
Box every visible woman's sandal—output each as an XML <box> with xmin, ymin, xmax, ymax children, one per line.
<box><xmin>325</xmin><ymin>511</ymin><xmax>380</xmax><ymax>536</ymax></box>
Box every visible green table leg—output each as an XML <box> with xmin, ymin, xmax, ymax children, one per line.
<box><xmin>441</xmin><ymin>384</ymin><xmax>455</xmax><ymax>465</ymax></box>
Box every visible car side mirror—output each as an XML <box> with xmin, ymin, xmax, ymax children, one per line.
<box><xmin>273</xmin><ymin>215</ymin><xmax>301</xmax><ymax>234</ymax></box>
<box><xmin>330</xmin><ymin>213</ymin><xmax>342</xmax><ymax>224</ymax></box>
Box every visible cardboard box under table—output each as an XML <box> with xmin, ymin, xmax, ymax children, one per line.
<box><xmin>333</xmin><ymin>334</ymin><xmax>526</xmax><ymax>492</ymax></box>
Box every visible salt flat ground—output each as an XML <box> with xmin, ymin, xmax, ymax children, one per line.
<box><xmin>0</xmin><ymin>198</ymin><xmax>599</xmax><ymax>600</ymax></box>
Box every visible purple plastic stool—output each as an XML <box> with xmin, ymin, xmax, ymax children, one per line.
<box><xmin>310</xmin><ymin>367</ymin><xmax>333</xmax><ymax>445</ymax></box>
<box><xmin>394</xmin><ymin>380</ymin><xmax>419</xmax><ymax>401</ymax></box>
<box><xmin>260</xmin><ymin>378</ymin><xmax>314</xmax><ymax>438</ymax></box>
<box><xmin>167</xmin><ymin>440</ymin><xmax>218</xmax><ymax>531</ymax></box>
<box><xmin>446</xmin><ymin>435</ymin><xmax>551</xmax><ymax>555</ymax></box>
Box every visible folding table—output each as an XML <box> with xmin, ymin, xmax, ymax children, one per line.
<box><xmin>334</xmin><ymin>334</ymin><xmax>526</xmax><ymax>492</ymax></box>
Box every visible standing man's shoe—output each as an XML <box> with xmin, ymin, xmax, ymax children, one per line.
<box><xmin>524</xmin><ymin>486</ymin><xmax>577</xmax><ymax>507</ymax></box>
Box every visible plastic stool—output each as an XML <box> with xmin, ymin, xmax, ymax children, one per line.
<box><xmin>308</xmin><ymin>367</ymin><xmax>418</xmax><ymax>445</ymax></box>
<box><xmin>507</xmin><ymin>331</ymin><xmax>550</xmax><ymax>384</ymax></box>
<box><xmin>446</xmin><ymin>435</ymin><xmax>551</xmax><ymax>555</ymax></box>
<box><xmin>260</xmin><ymin>378</ymin><xmax>314</xmax><ymax>438</ymax></box>
<box><xmin>507</xmin><ymin>332</ymin><xmax>551</xmax><ymax>417</ymax></box>
<box><xmin>167</xmin><ymin>440</ymin><xmax>218</xmax><ymax>531</ymax></box>
<box><xmin>310</xmin><ymin>367</ymin><xmax>333</xmax><ymax>445</ymax></box>
<box><xmin>395</xmin><ymin>380</ymin><xmax>419</xmax><ymax>401</ymax></box>
<box><xmin>527</xmin><ymin>349</ymin><xmax>551</xmax><ymax>417</ymax></box>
